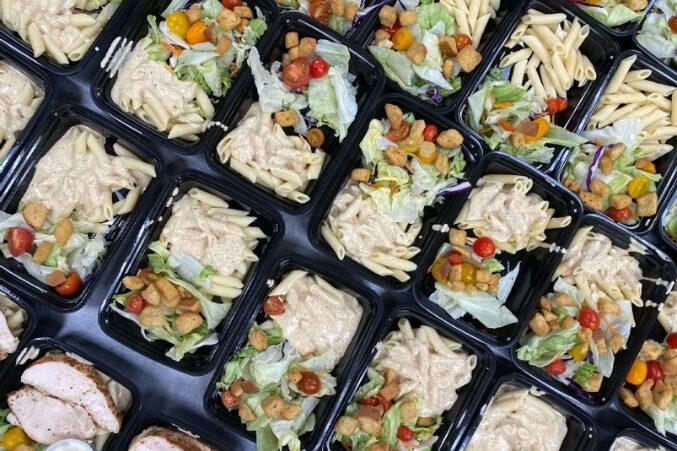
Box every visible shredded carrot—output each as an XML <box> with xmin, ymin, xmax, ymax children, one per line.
<box><xmin>161</xmin><ymin>41</ymin><xmax>183</xmax><ymax>56</ymax></box>
<box><xmin>601</xmin><ymin>314</ymin><xmax>620</xmax><ymax>336</ymax></box>
<box><xmin>499</xmin><ymin>120</ymin><xmax>515</xmax><ymax>132</ymax></box>
<box><xmin>493</xmin><ymin>101</ymin><xmax>513</xmax><ymax>109</ymax></box>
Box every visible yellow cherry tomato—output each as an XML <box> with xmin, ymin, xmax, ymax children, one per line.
<box><xmin>460</xmin><ymin>262</ymin><xmax>476</xmax><ymax>284</ymax></box>
<box><xmin>391</xmin><ymin>28</ymin><xmax>414</xmax><ymax>51</ymax></box>
<box><xmin>524</xmin><ymin>117</ymin><xmax>550</xmax><ymax>143</ymax></box>
<box><xmin>1</xmin><ymin>427</ymin><xmax>31</xmax><ymax>450</ymax></box>
<box><xmin>186</xmin><ymin>21</ymin><xmax>209</xmax><ymax>45</ymax></box>
<box><xmin>417</xmin><ymin>147</ymin><xmax>438</xmax><ymax>164</ymax></box>
<box><xmin>627</xmin><ymin>176</ymin><xmax>651</xmax><ymax>199</ymax></box>
<box><xmin>166</xmin><ymin>11</ymin><xmax>191</xmax><ymax>39</ymax></box>
<box><xmin>399</xmin><ymin>136</ymin><xmax>423</xmax><ymax>153</ymax></box>
<box><xmin>636</xmin><ymin>159</ymin><xmax>656</xmax><ymax>174</ymax></box>
<box><xmin>569</xmin><ymin>342</ymin><xmax>589</xmax><ymax>362</ymax></box>
<box><xmin>626</xmin><ymin>359</ymin><xmax>648</xmax><ymax>385</ymax></box>
<box><xmin>430</xmin><ymin>258</ymin><xmax>448</xmax><ymax>283</ymax></box>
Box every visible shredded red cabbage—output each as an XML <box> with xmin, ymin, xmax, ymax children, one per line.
<box><xmin>586</xmin><ymin>145</ymin><xmax>606</xmax><ymax>189</ymax></box>
<box><xmin>438</xmin><ymin>181</ymin><xmax>472</xmax><ymax>196</ymax></box>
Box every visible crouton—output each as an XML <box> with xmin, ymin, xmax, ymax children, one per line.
<box><xmin>334</xmin><ymin>416</ymin><xmax>359</xmax><ymax>436</ymax></box>
<box><xmin>351</xmin><ymin>168</ymin><xmax>371</xmax><ymax>182</ymax></box>
<box><xmin>608</xmin><ymin>333</ymin><xmax>625</xmax><ymax>353</ymax></box>
<box><xmin>635</xmin><ymin>379</ymin><xmax>654</xmax><ymax>409</ymax></box>
<box><xmin>238</xmin><ymin>403</ymin><xmax>256</xmax><ymax>422</ymax></box>
<box><xmin>345</xmin><ymin>2</ymin><xmax>358</xmax><ymax>20</ymax></box>
<box><xmin>529</xmin><ymin>313</ymin><xmax>549</xmax><ymax>337</ymax></box>
<box><xmin>217</xmin><ymin>36</ymin><xmax>232</xmax><ymax>56</ymax></box>
<box><xmin>606</xmin><ymin>143</ymin><xmax>626</xmax><ymax>161</ymax></box>
<box><xmin>577</xmin><ymin>327</ymin><xmax>592</xmax><ymax>343</ymax></box>
<box><xmin>589</xmin><ymin>179</ymin><xmax>610</xmax><ymax>196</ymax></box>
<box><xmin>406</xmin><ymin>42</ymin><xmax>426</xmax><ymax>64</ymax></box>
<box><xmin>562</xmin><ymin>177</ymin><xmax>580</xmax><ymax>193</ymax></box>
<box><xmin>451</xmin><ymin>280</ymin><xmax>465</xmax><ymax>291</ymax></box>
<box><xmin>288</xmin><ymin>46</ymin><xmax>300</xmax><ymax>61</ymax></box>
<box><xmin>32</xmin><ymin>241</ymin><xmax>52</xmax><ymax>265</ymax></box>
<box><xmin>625</xmin><ymin>0</ymin><xmax>648</xmax><ymax>10</ymax></box>
<box><xmin>609</xmin><ymin>194</ymin><xmax>632</xmax><ymax>210</ymax></box>
<box><xmin>665</xmin><ymin>349</ymin><xmax>677</xmax><ymax>361</ymax></box>
<box><xmin>599</xmin><ymin>155</ymin><xmax>613</xmax><ymax>176</ymax></box>
<box><xmin>384</xmin><ymin>369</ymin><xmax>397</xmax><ymax>384</ymax></box>
<box><xmin>378</xmin><ymin>382</ymin><xmax>400</xmax><ymax>401</ymax></box>
<box><xmin>438</xmin><ymin>36</ymin><xmax>457</xmax><ymax>57</ymax></box>
<box><xmin>447</xmin><ymin>229</ymin><xmax>466</xmax><ymax>247</ymax></box>
<box><xmin>46</xmin><ymin>270</ymin><xmax>66</xmax><ymax>287</ymax></box>
<box><xmin>186</xmin><ymin>4</ymin><xmax>201</xmax><ymax>23</ymax></box>
<box><xmin>240</xmin><ymin>380</ymin><xmax>258</xmax><ymax>394</ymax></box>
<box><xmin>234</xmin><ymin>6</ymin><xmax>253</xmax><ymax>18</ymax></box>
<box><xmin>330</xmin><ymin>0</ymin><xmax>344</xmax><ymax>16</ymax></box>
<box><xmin>579</xmin><ymin>191</ymin><xmax>602</xmax><ymax>211</ymax></box>
<box><xmin>548</xmin><ymin>319</ymin><xmax>560</xmax><ymax>330</ymax></box>
<box><xmin>662</xmin><ymin>357</ymin><xmax>677</xmax><ymax>375</ymax></box>
<box><xmin>22</xmin><ymin>201</ymin><xmax>49</xmax><ymax>231</ymax></box>
<box><xmin>540</xmin><ymin>297</ymin><xmax>551</xmax><ymax>311</ymax></box>
<box><xmin>288</xmin><ymin>368</ymin><xmax>303</xmax><ymax>384</ymax></box>
<box><xmin>385</xmin><ymin>146</ymin><xmax>407</xmax><ymax>167</ymax></box>
<box><xmin>250</xmin><ymin>329</ymin><xmax>268</xmax><ymax>351</ymax></box>
<box><xmin>417</xmin><ymin>417</ymin><xmax>434</xmax><ymax>426</ymax></box>
<box><xmin>230</xmin><ymin>380</ymin><xmax>244</xmax><ymax>397</ymax></box>
<box><xmin>375</xmin><ymin>29</ymin><xmax>390</xmax><ymax>42</ymax></box>
<box><xmin>205</xmin><ymin>23</ymin><xmax>218</xmax><ymax>43</ymax></box>
<box><xmin>177</xmin><ymin>297</ymin><xmax>201</xmax><ymax>313</ymax></box>
<box><xmin>139</xmin><ymin>306</ymin><xmax>166</xmax><ymax>327</ymax></box>
<box><xmin>418</xmin><ymin>141</ymin><xmax>437</xmax><ymax>161</ymax></box>
<box><xmin>510</xmin><ymin>132</ymin><xmax>526</xmax><ymax>149</ymax></box>
<box><xmin>435</xmin><ymin>152</ymin><xmax>449</xmax><ymax>175</ymax></box>
<box><xmin>176</xmin><ymin>312</ymin><xmax>203</xmax><ymax>335</ymax></box>
<box><xmin>285</xmin><ymin>32</ymin><xmax>299</xmax><ymax>49</ymax></box>
<box><xmin>54</xmin><ymin>218</ymin><xmax>74</xmax><ymax>247</ymax></box>
<box><xmin>586</xmin><ymin>372</ymin><xmax>603</xmax><ymax>392</ymax></box>
<box><xmin>640</xmin><ymin>340</ymin><xmax>664</xmax><ymax>361</ymax></box>
<box><xmin>598</xmin><ymin>297</ymin><xmax>620</xmax><ymax>316</ymax></box>
<box><xmin>620</xmin><ymin>387</ymin><xmax>639</xmax><ymax>407</ymax></box>
<box><xmin>442</xmin><ymin>59</ymin><xmax>454</xmax><ymax>80</ymax></box>
<box><xmin>654</xmin><ymin>380</ymin><xmax>672</xmax><ymax>410</ymax></box>
<box><xmin>357</xmin><ymin>405</ymin><xmax>382</xmax><ymax>435</ymax></box>
<box><xmin>142</xmin><ymin>283</ymin><xmax>161</xmax><ymax>306</ymax></box>
<box><xmin>217</xmin><ymin>8</ymin><xmax>241</xmax><ymax>31</ymax></box>
<box><xmin>400</xmin><ymin>399</ymin><xmax>417</xmax><ymax>422</ymax></box>
<box><xmin>235</xmin><ymin>18</ymin><xmax>249</xmax><ymax>34</ymax></box>
<box><xmin>298</xmin><ymin>37</ymin><xmax>317</xmax><ymax>58</ymax></box>
<box><xmin>274</xmin><ymin>110</ymin><xmax>299</xmax><ymax>127</ymax></box>
<box><xmin>262</xmin><ymin>395</ymin><xmax>284</xmax><ymax>418</ymax></box>
<box><xmin>378</xmin><ymin>5</ymin><xmax>397</xmax><ymax>27</ymax></box>
<box><xmin>447</xmin><ymin>264</ymin><xmax>461</xmax><ymax>282</ymax></box>
<box><xmin>466</xmin><ymin>283</ymin><xmax>478</xmax><ymax>295</ymax></box>
<box><xmin>281</xmin><ymin>402</ymin><xmax>304</xmax><ymax>420</ymax></box>
<box><xmin>370</xmin><ymin>444</ymin><xmax>388</xmax><ymax>451</ymax></box>
<box><xmin>156</xmin><ymin>277</ymin><xmax>180</xmax><ymax>307</ymax></box>
<box><xmin>409</xmin><ymin>120</ymin><xmax>426</xmax><ymax>140</ymax></box>
<box><xmin>637</xmin><ymin>192</ymin><xmax>657</xmax><ymax>217</ymax></box>
<box><xmin>398</xmin><ymin>10</ymin><xmax>418</xmax><ymax>26</ymax></box>
<box><xmin>122</xmin><ymin>275</ymin><xmax>144</xmax><ymax>291</ymax></box>
<box><xmin>552</xmin><ymin>292</ymin><xmax>574</xmax><ymax>306</ymax></box>
<box><xmin>595</xmin><ymin>338</ymin><xmax>607</xmax><ymax>354</ymax></box>
<box><xmin>385</xmin><ymin>103</ymin><xmax>403</xmax><ymax>130</ymax></box>
<box><xmin>456</xmin><ymin>46</ymin><xmax>482</xmax><ymax>72</ymax></box>
<box><xmin>475</xmin><ymin>269</ymin><xmax>492</xmax><ymax>284</ymax></box>
<box><xmin>562</xmin><ymin>316</ymin><xmax>575</xmax><ymax>329</ymax></box>
<box><xmin>542</xmin><ymin>310</ymin><xmax>558</xmax><ymax>323</ymax></box>
<box><xmin>665</xmin><ymin>374</ymin><xmax>677</xmax><ymax>392</ymax></box>
<box><xmin>437</xmin><ymin>129</ymin><xmax>463</xmax><ymax>148</ymax></box>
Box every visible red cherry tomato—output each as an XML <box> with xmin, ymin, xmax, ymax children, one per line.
<box><xmin>423</xmin><ymin>124</ymin><xmax>439</xmax><ymax>142</ymax></box>
<box><xmin>222</xmin><ymin>0</ymin><xmax>243</xmax><ymax>8</ymax></box>
<box><xmin>282</xmin><ymin>58</ymin><xmax>311</xmax><ymax>90</ymax></box>
<box><xmin>309</xmin><ymin>0</ymin><xmax>331</xmax><ymax>24</ymax></box>
<box><xmin>606</xmin><ymin>207</ymin><xmax>633</xmax><ymax>222</ymax></box>
<box><xmin>578</xmin><ymin>307</ymin><xmax>600</xmax><ymax>330</ymax></box>
<box><xmin>454</xmin><ymin>33</ymin><xmax>473</xmax><ymax>51</ymax></box>
<box><xmin>546</xmin><ymin>98</ymin><xmax>568</xmax><ymax>115</ymax></box>
<box><xmin>669</xmin><ymin>16</ymin><xmax>677</xmax><ymax>33</ymax></box>
<box><xmin>646</xmin><ymin>360</ymin><xmax>665</xmax><ymax>382</ymax></box>
<box><xmin>7</xmin><ymin>227</ymin><xmax>33</xmax><ymax>257</ymax></box>
<box><xmin>55</xmin><ymin>273</ymin><xmax>82</xmax><ymax>296</ymax></box>
<box><xmin>221</xmin><ymin>389</ymin><xmax>240</xmax><ymax>408</ymax></box>
<box><xmin>362</xmin><ymin>396</ymin><xmax>380</xmax><ymax>406</ymax></box>
<box><xmin>473</xmin><ymin>237</ymin><xmax>496</xmax><ymax>258</ymax></box>
<box><xmin>126</xmin><ymin>294</ymin><xmax>146</xmax><ymax>314</ymax></box>
<box><xmin>667</xmin><ymin>332</ymin><xmax>677</xmax><ymax>348</ymax></box>
<box><xmin>545</xmin><ymin>359</ymin><xmax>567</xmax><ymax>376</ymax></box>
<box><xmin>386</xmin><ymin>122</ymin><xmax>410</xmax><ymax>142</ymax></box>
<box><xmin>310</xmin><ymin>58</ymin><xmax>330</xmax><ymax>78</ymax></box>
<box><xmin>263</xmin><ymin>295</ymin><xmax>285</xmax><ymax>316</ymax></box>
<box><xmin>446</xmin><ymin>251</ymin><xmax>463</xmax><ymax>265</ymax></box>
<box><xmin>380</xmin><ymin>21</ymin><xmax>401</xmax><ymax>38</ymax></box>
<box><xmin>397</xmin><ymin>425</ymin><xmax>415</xmax><ymax>442</ymax></box>
<box><xmin>297</xmin><ymin>371</ymin><xmax>321</xmax><ymax>394</ymax></box>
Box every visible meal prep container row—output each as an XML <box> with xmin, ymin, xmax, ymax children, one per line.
<box><xmin>2</xmin><ymin>0</ymin><xmax>677</xmax><ymax>449</ymax></box>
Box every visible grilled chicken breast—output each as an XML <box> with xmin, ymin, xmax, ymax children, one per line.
<box><xmin>20</xmin><ymin>354</ymin><xmax>122</xmax><ymax>433</ymax></box>
<box><xmin>0</xmin><ymin>311</ymin><xmax>18</xmax><ymax>360</ymax></box>
<box><xmin>7</xmin><ymin>387</ymin><xmax>97</xmax><ymax>445</ymax></box>
<box><xmin>129</xmin><ymin>426</ymin><xmax>215</xmax><ymax>451</ymax></box>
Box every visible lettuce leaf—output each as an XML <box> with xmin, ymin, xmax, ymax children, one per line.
<box><xmin>516</xmin><ymin>325</ymin><xmax>580</xmax><ymax>367</ymax></box>
<box><xmin>580</xmin><ymin>3</ymin><xmax>642</xmax><ymax>27</ymax></box>
<box><xmin>417</xmin><ymin>3</ymin><xmax>455</xmax><ymax>34</ymax></box>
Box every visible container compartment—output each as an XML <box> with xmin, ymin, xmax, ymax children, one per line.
<box><xmin>0</xmin><ymin>284</ymin><xmax>36</xmax><ymax>380</ymax></box>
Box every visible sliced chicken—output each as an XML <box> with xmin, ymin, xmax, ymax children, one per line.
<box><xmin>129</xmin><ymin>426</ymin><xmax>215</xmax><ymax>451</ymax></box>
<box><xmin>0</xmin><ymin>311</ymin><xmax>19</xmax><ymax>360</ymax></box>
<box><xmin>7</xmin><ymin>387</ymin><xmax>97</xmax><ymax>445</ymax></box>
<box><xmin>20</xmin><ymin>354</ymin><xmax>122</xmax><ymax>433</ymax></box>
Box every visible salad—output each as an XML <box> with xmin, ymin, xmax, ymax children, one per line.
<box><xmin>563</xmin><ymin>118</ymin><xmax>661</xmax><ymax>224</ymax></box>
<box><xmin>575</xmin><ymin>0</ymin><xmax>646</xmax><ymax>28</ymax></box>
<box><xmin>636</xmin><ymin>0</ymin><xmax>677</xmax><ymax>67</ymax></box>
<box><xmin>276</xmin><ymin>0</ymin><xmax>369</xmax><ymax>35</ymax></box>
<box><xmin>247</xmin><ymin>34</ymin><xmax>358</xmax><ymax>142</ymax></box>
<box><xmin>368</xmin><ymin>0</ymin><xmax>489</xmax><ymax>102</ymax></box>
<box><xmin>467</xmin><ymin>68</ymin><xmax>587</xmax><ymax>164</ymax></box>
<box><xmin>664</xmin><ymin>198</ymin><xmax>677</xmax><ymax>242</ymax></box>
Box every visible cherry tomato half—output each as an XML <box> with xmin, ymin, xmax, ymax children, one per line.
<box><xmin>646</xmin><ymin>360</ymin><xmax>665</xmax><ymax>382</ymax></box>
<box><xmin>222</xmin><ymin>0</ymin><xmax>243</xmax><ymax>8</ymax></box>
<box><xmin>263</xmin><ymin>295</ymin><xmax>286</xmax><ymax>316</ymax></box>
<box><xmin>55</xmin><ymin>273</ymin><xmax>82</xmax><ymax>296</ymax></box>
<box><xmin>380</xmin><ymin>21</ymin><xmax>401</xmax><ymax>38</ymax></box>
<box><xmin>362</xmin><ymin>396</ymin><xmax>380</xmax><ymax>406</ymax></box>
<box><xmin>282</xmin><ymin>58</ymin><xmax>311</xmax><ymax>90</ymax></box>
<box><xmin>446</xmin><ymin>251</ymin><xmax>463</xmax><ymax>265</ymax></box>
<box><xmin>297</xmin><ymin>371</ymin><xmax>321</xmax><ymax>394</ymax></box>
<box><xmin>545</xmin><ymin>359</ymin><xmax>567</xmax><ymax>376</ymax></box>
<box><xmin>310</xmin><ymin>58</ymin><xmax>330</xmax><ymax>78</ymax></box>
<box><xmin>7</xmin><ymin>227</ymin><xmax>33</xmax><ymax>257</ymax></box>
<box><xmin>423</xmin><ymin>124</ymin><xmax>439</xmax><ymax>142</ymax></box>
<box><xmin>669</xmin><ymin>15</ymin><xmax>677</xmax><ymax>33</ymax></box>
<box><xmin>126</xmin><ymin>294</ymin><xmax>146</xmax><ymax>314</ymax></box>
<box><xmin>386</xmin><ymin>122</ymin><xmax>410</xmax><ymax>142</ymax></box>
<box><xmin>307</xmin><ymin>128</ymin><xmax>325</xmax><ymax>148</ymax></box>
<box><xmin>473</xmin><ymin>237</ymin><xmax>496</xmax><ymax>258</ymax></box>
<box><xmin>607</xmin><ymin>207</ymin><xmax>633</xmax><ymax>222</ymax></box>
<box><xmin>309</xmin><ymin>0</ymin><xmax>331</xmax><ymax>24</ymax></box>
<box><xmin>221</xmin><ymin>389</ymin><xmax>240</xmax><ymax>408</ymax></box>
<box><xmin>578</xmin><ymin>307</ymin><xmax>600</xmax><ymax>330</ymax></box>
<box><xmin>185</xmin><ymin>21</ymin><xmax>209</xmax><ymax>45</ymax></box>
<box><xmin>626</xmin><ymin>359</ymin><xmax>648</xmax><ymax>385</ymax></box>
<box><xmin>1</xmin><ymin>426</ymin><xmax>31</xmax><ymax>450</ymax></box>
<box><xmin>454</xmin><ymin>33</ymin><xmax>473</xmax><ymax>51</ymax></box>
<box><xmin>546</xmin><ymin>98</ymin><xmax>568</xmax><ymax>115</ymax></box>
<box><xmin>397</xmin><ymin>425</ymin><xmax>415</xmax><ymax>442</ymax></box>
<box><xmin>667</xmin><ymin>332</ymin><xmax>677</xmax><ymax>348</ymax></box>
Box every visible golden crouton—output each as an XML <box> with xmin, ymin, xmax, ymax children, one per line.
<box><xmin>285</xmin><ymin>32</ymin><xmax>299</xmax><ymax>49</ymax></box>
<box><xmin>235</xmin><ymin>18</ymin><xmax>249</xmax><ymax>34</ymax></box>
<box><xmin>605</xmin><ymin>143</ymin><xmax>626</xmax><ymax>161</ymax></box>
<box><xmin>587</xmin><ymin>372</ymin><xmax>603</xmax><ymax>392</ymax></box>
<box><xmin>598</xmin><ymin>155</ymin><xmax>613</xmax><ymax>176</ymax></box>
<box><xmin>476</xmin><ymin>282</ymin><xmax>489</xmax><ymax>292</ymax></box>
<box><xmin>230</xmin><ymin>380</ymin><xmax>244</xmax><ymax>397</ymax></box>
<box><xmin>640</xmin><ymin>340</ymin><xmax>664</xmax><ymax>361</ymax></box>
<box><xmin>608</xmin><ymin>333</ymin><xmax>625</xmax><ymax>353</ymax></box>
<box><xmin>32</xmin><ymin>241</ymin><xmax>53</xmax><ymax>265</ymax></box>
<box><xmin>410</xmin><ymin>120</ymin><xmax>426</xmax><ymax>140</ymax></box>
<box><xmin>654</xmin><ymin>380</ymin><xmax>672</xmax><ymax>410</ymax></box>
<box><xmin>142</xmin><ymin>283</ymin><xmax>161</xmax><ymax>306</ymax></box>
<box><xmin>620</xmin><ymin>387</ymin><xmax>639</xmax><ymax>407</ymax></box>
<box><xmin>22</xmin><ymin>201</ymin><xmax>49</xmax><ymax>231</ymax></box>
<box><xmin>378</xmin><ymin>5</ymin><xmax>397</xmax><ymax>27</ymax></box>
<box><xmin>436</xmin><ymin>129</ymin><xmax>464</xmax><ymax>148</ymax></box>
<box><xmin>186</xmin><ymin>4</ymin><xmax>201</xmax><ymax>23</ymax></box>
<box><xmin>374</xmin><ymin>29</ymin><xmax>390</xmax><ymax>42</ymax></box>
<box><xmin>456</xmin><ymin>46</ymin><xmax>482</xmax><ymax>72</ymax></box>
<box><xmin>217</xmin><ymin>36</ymin><xmax>232</xmax><ymax>56</ymax></box>
<box><xmin>262</xmin><ymin>395</ymin><xmax>285</xmax><ymax>418</ymax></box>
<box><xmin>122</xmin><ymin>275</ymin><xmax>145</xmax><ymax>291</ymax></box>
<box><xmin>345</xmin><ymin>2</ymin><xmax>358</xmax><ymax>21</ymax></box>
<box><xmin>288</xmin><ymin>368</ymin><xmax>303</xmax><ymax>384</ymax></box>
<box><xmin>250</xmin><ymin>329</ymin><xmax>268</xmax><ymax>351</ymax></box>
<box><xmin>406</xmin><ymin>43</ymin><xmax>427</xmax><ymax>64</ymax></box>
<box><xmin>234</xmin><ymin>6</ymin><xmax>253</xmax><ymax>18</ymax></box>
<box><xmin>176</xmin><ymin>312</ymin><xmax>204</xmax><ymax>335</ymax></box>
<box><xmin>609</xmin><ymin>194</ymin><xmax>632</xmax><ymax>210</ymax></box>
<box><xmin>205</xmin><ymin>23</ymin><xmax>218</xmax><ymax>43</ymax></box>
<box><xmin>54</xmin><ymin>218</ymin><xmax>74</xmax><ymax>247</ymax></box>
<box><xmin>335</xmin><ymin>415</ymin><xmax>359</xmax><ymax>436</ymax></box>
<box><xmin>217</xmin><ymin>8</ymin><xmax>241</xmax><ymax>31</ymax></box>
<box><xmin>598</xmin><ymin>297</ymin><xmax>620</xmax><ymax>316</ymax></box>
<box><xmin>562</xmin><ymin>316</ymin><xmax>575</xmax><ymax>329</ymax></box>
<box><xmin>435</xmin><ymin>153</ymin><xmax>449</xmax><ymax>175</ymax></box>
<box><xmin>442</xmin><ymin>59</ymin><xmax>454</xmax><ymax>80</ymax></box>
<box><xmin>238</xmin><ymin>403</ymin><xmax>256</xmax><ymax>422</ymax></box>
<box><xmin>370</xmin><ymin>443</ymin><xmax>388</xmax><ymax>451</ymax></box>
<box><xmin>552</xmin><ymin>292</ymin><xmax>574</xmax><ymax>306</ymax></box>
<box><xmin>542</xmin><ymin>310</ymin><xmax>558</xmax><ymax>323</ymax></box>
<box><xmin>281</xmin><ymin>402</ymin><xmax>304</xmax><ymax>420</ymax></box>
<box><xmin>438</xmin><ymin>36</ymin><xmax>457</xmax><ymax>57</ymax></box>
<box><xmin>288</xmin><ymin>46</ymin><xmax>300</xmax><ymax>61</ymax></box>
<box><xmin>475</xmin><ymin>269</ymin><xmax>491</xmax><ymax>283</ymax></box>
<box><xmin>466</xmin><ymin>283</ymin><xmax>478</xmax><ymax>295</ymax></box>
<box><xmin>665</xmin><ymin>374</ymin><xmax>677</xmax><ymax>392</ymax></box>
<box><xmin>637</xmin><ymin>192</ymin><xmax>657</xmax><ymax>217</ymax></box>
<box><xmin>509</xmin><ymin>132</ymin><xmax>525</xmax><ymax>149</ymax></box>
<box><xmin>351</xmin><ymin>168</ymin><xmax>371</xmax><ymax>182</ymax></box>
<box><xmin>281</xmin><ymin>53</ymin><xmax>292</xmax><ymax>67</ymax></box>
<box><xmin>562</xmin><ymin>178</ymin><xmax>581</xmax><ymax>193</ymax></box>
<box><xmin>625</xmin><ymin>0</ymin><xmax>648</xmax><ymax>10</ymax></box>
<box><xmin>139</xmin><ymin>306</ymin><xmax>166</xmax><ymax>327</ymax></box>
<box><xmin>298</xmin><ymin>37</ymin><xmax>317</xmax><ymax>58</ymax></box>
<box><xmin>385</xmin><ymin>146</ymin><xmax>407</xmax><ymax>167</ymax></box>
<box><xmin>579</xmin><ymin>191</ymin><xmax>602</xmax><ymax>211</ymax></box>
<box><xmin>177</xmin><ymin>297</ymin><xmax>201</xmax><ymax>313</ymax></box>
<box><xmin>417</xmin><ymin>417</ymin><xmax>434</xmax><ymax>426</ymax></box>
<box><xmin>378</xmin><ymin>382</ymin><xmax>400</xmax><ymax>401</ymax></box>
<box><xmin>400</xmin><ymin>399</ymin><xmax>417</xmax><ymax>421</ymax></box>
<box><xmin>398</xmin><ymin>10</ymin><xmax>418</xmax><ymax>26</ymax></box>
<box><xmin>529</xmin><ymin>313</ymin><xmax>549</xmax><ymax>337</ymax></box>
<box><xmin>330</xmin><ymin>0</ymin><xmax>344</xmax><ymax>16</ymax></box>
<box><xmin>274</xmin><ymin>110</ymin><xmax>299</xmax><ymax>127</ymax></box>
<box><xmin>46</xmin><ymin>270</ymin><xmax>66</xmax><ymax>287</ymax></box>
<box><xmin>635</xmin><ymin>379</ymin><xmax>654</xmax><ymax>409</ymax></box>
<box><xmin>665</xmin><ymin>349</ymin><xmax>677</xmax><ymax>360</ymax></box>
<box><xmin>589</xmin><ymin>179</ymin><xmax>610</xmax><ymax>196</ymax></box>
<box><xmin>451</xmin><ymin>280</ymin><xmax>465</xmax><ymax>291</ymax></box>
<box><xmin>448</xmin><ymin>228</ymin><xmax>466</xmax><ymax>247</ymax></box>
<box><xmin>156</xmin><ymin>277</ymin><xmax>180</xmax><ymax>307</ymax></box>
<box><xmin>662</xmin><ymin>357</ymin><xmax>677</xmax><ymax>375</ymax></box>
<box><xmin>540</xmin><ymin>297</ymin><xmax>551</xmax><ymax>311</ymax></box>
<box><xmin>357</xmin><ymin>405</ymin><xmax>382</xmax><ymax>435</ymax></box>
<box><xmin>385</xmin><ymin>103</ymin><xmax>403</xmax><ymax>130</ymax></box>
<box><xmin>384</xmin><ymin>368</ymin><xmax>397</xmax><ymax>384</ymax></box>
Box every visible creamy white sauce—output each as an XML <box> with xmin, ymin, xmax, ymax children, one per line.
<box><xmin>610</xmin><ymin>436</ymin><xmax>662</xmax><ymax>451</ymax></box>
<box><xmin>658</xmin><ymin>291</ymin><xmax>677</xmax><ymax>333</ymax></box>
<box><xmin>0</xmin><ymin>62</ymin><xmax>42</xmax><ymax>151</ymax></box>
<box><xmin>272</xmin><ymin>275</ymin><xmax>362</xmax><ymax>359</ymax></box>
<box><xmin>21</xmin><ymin>125</ymin><xmax>150</xmax><ymax>222</ymax></box>
<box><xmin>467</xmin><ymin>386</ymin><xmax>567</xmax><ymax>451</ymax></box>
<box><xmin>327</xmin><ymin>182</ymin><xmax>417</xmax><ymax>260</ymax></box>
<box><xmin>0</xmin><ymin>294</ymin><xmax>24</xmax><ymax>360</ymax></box>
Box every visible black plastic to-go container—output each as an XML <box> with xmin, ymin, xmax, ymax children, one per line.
<box><xmin>0</xmin><ymin>284</ymin><xmax>36</xmax><ymax>380</ymax></box>
<box><xmin>632</xmin><ymin>0</ymin><xmax>677</xmax><ymax>80</ymax></box>
<box><xmin>512</xmin><ymin>213</ymin><xmax>676</xmax><ymax>406</ymax></box>
<box><xmin>556</xmin><ymin>49</ymin><xmax>677</xmax><ymax>235</ymax></box>
<box><xmin>1</xmin><ymin>0</ymin><xmax>677</xmax><ymax>450</ymax></box>
<box><xmin>415</xmin><ymin>151</ymin><xmax>584</xmax><ymax>346</ymax></box>
<box><xmin>454</xmin><ymin>0</ymin><xmax>620</xmax><ymax>175</ymax></box>
<box><xmin>570</xmin><ymin>0</ymin><xmax>655</xmax><ymax>38</ymax></box>
<box><xmin>659</xmin><ymin>187</ymin><xmax>677</xmax><ymax>254</ymax></box>
<box><xmin>114</xmin><ymin>413</ymin><xmax>225</xmax><ymax>449</ymax></box>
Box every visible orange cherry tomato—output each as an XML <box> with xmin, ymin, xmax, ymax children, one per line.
<box><xmin>55</xmin><ymin>273</ymin><xmax>82</xmax><ymax>296</ymax></box>
<box><xmin>669</xmin><ymin>15</ymin><xmax>677</xmax><ymax>33</ymax></box>
<box><xmin>186</xmin><ymin>21</ymin><xmax>208</xmax><ymax>45</ymax></box>
<box><xmin>626</xmin><ymin>359</ymin><xmax>648</xmax><ymax>385</ymax></box>
<box><xmin>454</xmin><ymin>33</ymin><xmax>473</xmax><ymax>51</ymax></box>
